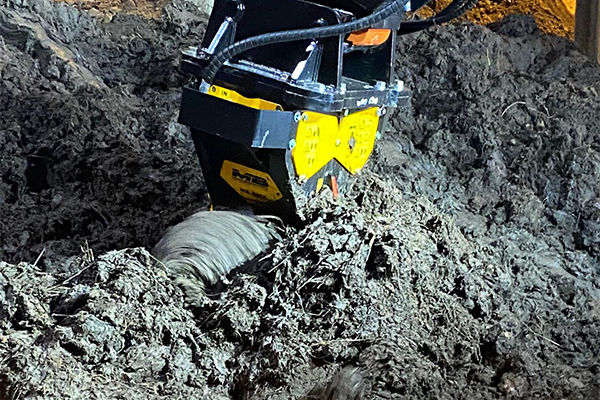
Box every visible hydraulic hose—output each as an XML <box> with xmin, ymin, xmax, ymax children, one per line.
<box><xmin>399</xmin><ymin>0</ymin><xmax>479</xmax><ymax>34</ymax></box>
<box><xmin>202</xmin><ymin>0</ymin><xmax>410</xmax><ymax>83</ymax></box>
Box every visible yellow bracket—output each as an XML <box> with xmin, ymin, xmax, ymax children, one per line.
<box><xmin>207</xmin><ymin>85</ymin><xmax>282</xmax><ymax>111</ymax></box>
<box><xmin>292</xmin><ymin>108</ymin><xmax>380</xmax><ymax>179</ymax></box>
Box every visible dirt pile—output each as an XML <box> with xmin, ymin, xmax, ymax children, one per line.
<box><xmin>57</xmin><ymin>0</ymin><xmax>171</xmax><ymax>19</ymax></box>
<box><xmin>468</xmin><ymin>0</ymin><xmax>575</xmax><ymax>38</ymax></box>
<box><xmin>421</xmin><ymin>0</ymin><xmax>575</xmax><ymax>38</ymax></box>
<box><xmin>1</xmin><ymin>0</ymin><xmax>599</xmax><ymax>399</ymax></box>
<box><xmin>1</xmin><ymin>174</ymin><xmax>598</xmax><ymax>398</ymax></box>
<box><xmin>55</xmin><ymin>0</ymin><xmax>213</xmax><ymax>19</ymax></box>
<box><xmin>391</xmin><ymin>14</ymin><xmax>600</xmax><ymax>258</ymax></box>
<box><xmin>0</xmin><ymin>249</ymin><xmax>227</xmax><ymax>399</ymax></box>
<box><xmin>0</xmin><ymin>0</ymin><xmax>207</xmax><ymax>266</ymax></box>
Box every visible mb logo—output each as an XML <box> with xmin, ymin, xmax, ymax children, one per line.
<box><xmin>232</xmin><ymin>168</ymin><xmax>269</xmax><ymax>188</ymax></box>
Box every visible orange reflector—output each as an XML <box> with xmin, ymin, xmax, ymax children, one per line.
<box><xmin>331</xmin><ymin>176</ymin><xmax>339</xmax><ymax>199</ymax></box>
<box><xmin>347</xmin><ymin>29</ymin><xmax>391</xmax><ymax>46</ymax></box>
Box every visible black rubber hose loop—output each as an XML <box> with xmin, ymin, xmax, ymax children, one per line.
<box><xmin>202</xmin><ymin>0</ymin><xmax>411</xmax><ymax>83</ymax></box>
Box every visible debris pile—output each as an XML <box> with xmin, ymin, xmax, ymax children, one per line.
<box><xmin>0</xmin><ymin>0</ymin><xmax>599</xmax><ymax>398</ymax></box>
<box><xmin>0</xmin><ymin>0</ymin><xmax>207</xmax><ymax>265</ymax></box>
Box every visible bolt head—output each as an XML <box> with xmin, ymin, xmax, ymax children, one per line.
<box><xmin>394</xmin><ymin>79</ymin><xmax>405</xmax><ymax>91</ymax></box>
<box><xmin>348</xmin><ymin>137</ymin><xmax>357</xmax><ymax>149</ymax></box>
<box><xmin>289</xmin><ymin>139</ymin><xmax>296</xmax><ymax>149</ymax></box>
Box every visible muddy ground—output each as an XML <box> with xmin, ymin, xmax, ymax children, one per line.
<box><xmin>1</xmin><ymin>0</ymin><xmax>599</xmax><ymax>399</ymax></box>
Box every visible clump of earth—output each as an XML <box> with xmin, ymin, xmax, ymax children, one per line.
<box><xmin>1</xmin><ymin>0</ymin><xmax>599</xmax><ymax>399</ymax></box>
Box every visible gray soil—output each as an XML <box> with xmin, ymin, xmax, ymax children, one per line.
<box><xmin>0</xmin><ymin>0</ymin><xmax>599</xmax><ymax>398</ymax></box>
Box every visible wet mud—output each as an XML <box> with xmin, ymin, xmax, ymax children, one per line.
<box><xmin>1</xmin><ymin>0</ymin><xmax>599</xmax><ymax>398</ymax></box>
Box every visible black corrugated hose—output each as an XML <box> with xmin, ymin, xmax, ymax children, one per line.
<box><xmin>202</xmin><ymin>0</ymin><xmax>410</xmax><ymax>83</ymax></box>
<box><xmin>201</xmin><ymin>0</ymin><xmax>479</xmax><ymax>83</ymax></box>
<box><xmin>399</xmin><ymin>0</ymin><xmax>480</xmax><ymax>34</ymax></box>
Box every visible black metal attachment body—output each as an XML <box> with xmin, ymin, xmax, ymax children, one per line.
<box><xmin>178</xmin><ymin>0</ymin><xmax>411</xmax><ymax>222</ymax></box>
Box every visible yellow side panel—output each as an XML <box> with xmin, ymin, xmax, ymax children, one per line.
<box><xmin>220</xmin><ymin>160</ymin><xmax>283</xmax><ymax>203</ymax></box>
<box><xmin>208</xmin><ymin>85</ymin><xmax>282</xmax><ymax>111</ymax></box>
<box><xmin>292</xmin><ymin>108</ymin><xmax>380</xmax><ymax>179</ymax></box>
<box><xmin>337</xmin><ymin>108</ymin><xmax>379</xmax><ymax>174</ymax></box>
<box><xmin>292</xmin><ymin>112</ymin><xmax>338</xmax><ymax>179</ymax></box>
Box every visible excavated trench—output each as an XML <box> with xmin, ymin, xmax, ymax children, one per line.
<box><xmin>1</xmin><ymin>0</ymin><xmax>599</xmax><ymax>399</ymax></box>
